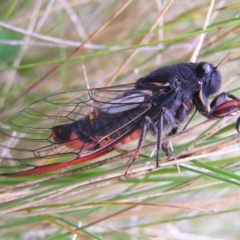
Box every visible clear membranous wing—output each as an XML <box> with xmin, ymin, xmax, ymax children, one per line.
<box><xmin>0</xmin><ymin>84</ymin><xmax>162</xmax><ymax>171</ymax></box>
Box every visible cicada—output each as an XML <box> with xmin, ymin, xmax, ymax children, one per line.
<box><xmin>1</xmin><ymin>62</ymin><xmax>240</xmax><ymax>176</ymax></box>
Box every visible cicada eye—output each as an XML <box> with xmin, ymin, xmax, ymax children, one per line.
<box><xmin>196</xmin><ymin>62</ymin><xmax>211</xmax><ymax>76</ymax></box>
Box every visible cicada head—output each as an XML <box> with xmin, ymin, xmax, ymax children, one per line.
<box><xmin>196</xmin><ymin>62</ymin><xmax>222</xmax><ymax>97</ymax></box>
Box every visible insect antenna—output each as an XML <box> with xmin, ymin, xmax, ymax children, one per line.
<box><xmin>215</xmin><ymin>52</ymin><xmax>230</xmax><ymax>69</ymax></box>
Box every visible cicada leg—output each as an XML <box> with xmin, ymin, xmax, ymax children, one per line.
<box><xmin>208</xmin><ymin>92</ymin><xmax>240</xmax><ymax>133</ymax></box>
<box><xmin>194</xmin><ymin>80</ymin><xmax>240</xmax><ymax>132</ymax></box>
<box><xmin>125</xmin><ymin>108</ymin><xmax>180</xmax><ymax>176</ymax></box>
<box><xmin>209</xmin><ymin>92</ymin><xmax>240</xmax><ymax>117</ymax></box>
<box><xmin>124</xmin><ymin>116</ymin><xmax>158</xmax><ymax>177</ymax></box>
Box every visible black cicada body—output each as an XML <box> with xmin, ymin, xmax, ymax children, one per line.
<box><xmin>1</xmin><ymin>62</ymin><xmax>239</xmax><ymax>176</ymax></box>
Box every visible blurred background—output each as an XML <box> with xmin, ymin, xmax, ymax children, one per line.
<box><xmin>0</xmin><ymin>1</ymin><xmax>240</xmax><ymax>239</ymax></box>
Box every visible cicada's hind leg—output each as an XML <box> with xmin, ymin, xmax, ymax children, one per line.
<box><xmin>124</xmin><ymin>116</ymin><xmax>157</xmax><ymax>177</ymax></box>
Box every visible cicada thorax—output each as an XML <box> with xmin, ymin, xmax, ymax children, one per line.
<box><xmin>50</xmin><ymin>102</ymin><xmax>152</xmax><ymax>152</ymax></box>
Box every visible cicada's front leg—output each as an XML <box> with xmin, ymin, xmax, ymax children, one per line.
<box><xmin>194</xmin><ymin>81</ymin><xmax>240</xmax><ymax>132</ymax></box>
<box><xmin>208</xmin><ymin>92</ymin><xmax>240</xmax><ymax>118</ymax></box>
<box><xmin>208</xmin><ymin>92</ymin><xmax>240</xmax><ymax>133</ymax></box>
<box><xmin>194</xmin><ymin>81</ymin><xmax>210</xmax><ymax>117</ymax></box>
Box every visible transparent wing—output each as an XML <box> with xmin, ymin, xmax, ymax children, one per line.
<box><xmin>0</xmin><ymin>84</ymin><xmax>155</xmax><ymax>172</ymax></box>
